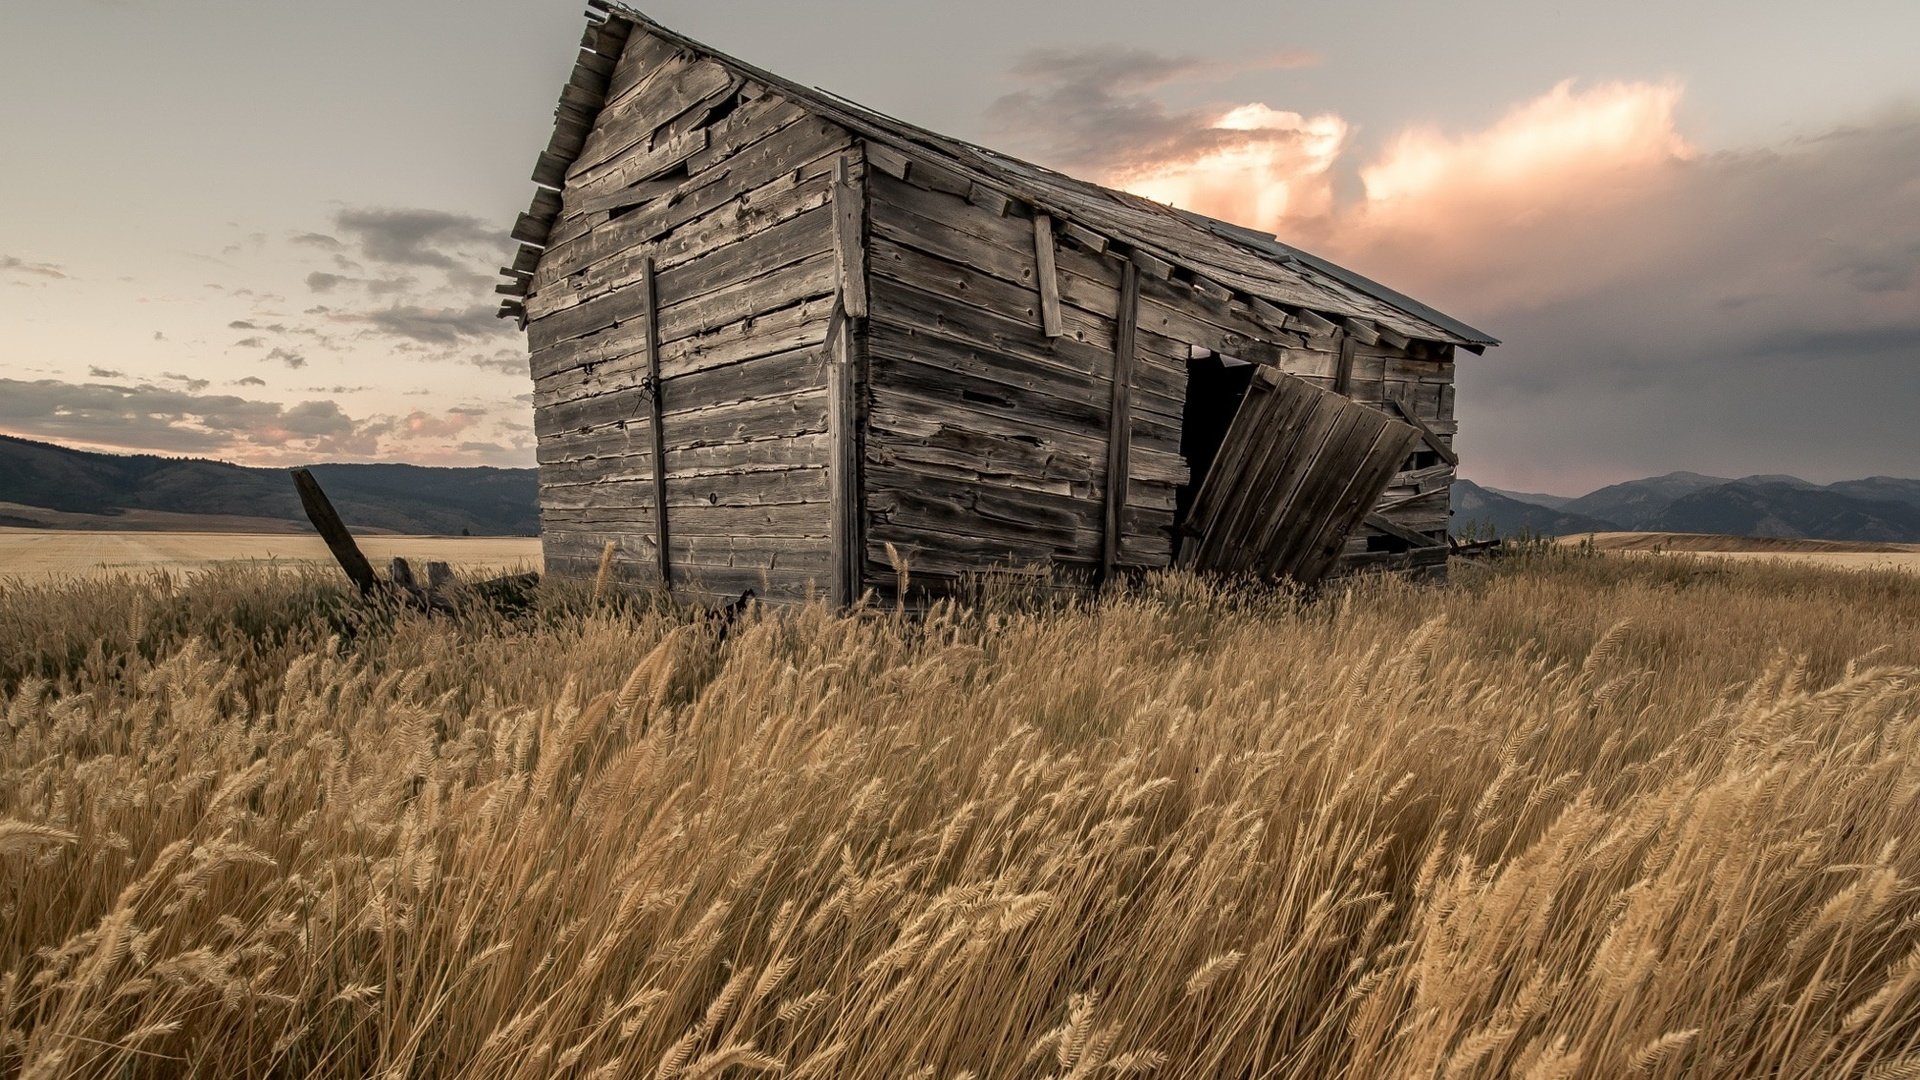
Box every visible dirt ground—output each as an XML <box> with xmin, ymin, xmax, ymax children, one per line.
<box><xmin>1557</xmin><ymin>531</ymin><xmax>1920</xmax><ymax>573</ymax></box>
<box><xmin>0</xmin><ymin>529</ymin><xmax>541</xmax><ymax>582</ymax></box>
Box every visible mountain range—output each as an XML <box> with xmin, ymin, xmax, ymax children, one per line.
<box><xmin>5</xmin><ymin>434</ymin><xmax>1917</xmax><ymax>546</ymax></box>
<box><xmin>1457</xmin><ymin>472</ymin><xmax>1920</xmax><ymax>542</ymax></box>
<box><xmin>0</xmin><ymin>435</ymin><xmax>537</xmax><ymax>536</ymax></box>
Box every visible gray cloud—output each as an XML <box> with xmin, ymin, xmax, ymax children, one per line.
<box><xmin>87</xmin><ymin>366</ymin><xmax>124</xmax><ymax>378</ymax></box>
<box><xmin>0</xmin><ymin>377</ymin><xmax>357</xmax><ymax>456</ymax></box>
<box><xmin>265</xmin><ymin>347</ymin><xmax>306</xmax><ymax>370</ymax></box>
<box><xmin>0</xmin><ymin>376</ymin><xmax>520</xmax><ymax>464</ymax></box>
<box><xmin>306</xmin><ymin>269</ymin><xmax>418</xmax><ymax>297</ymax></box>
<box><xmin>0</xmin><ymin>255</ymin><xmax>68</xmax><ymax>280</ymax></box>
<box><xmin>290</xmin><ymin>231</ymin><xmax>344</xmax><ymax>250</ymax></box>
<box><xmin>988</xmin><ymin>46</ymin><xmax>1321</xmax><ymax>174</ymax></box>
<box><xmin>233</xmin><ymin>376</ymin><xmax>267</xmax><ymax>387</ymax></box>
<box><xmin>334</xmin><ymin>207</ymin><xmax>501</xmax><ymax>270</ymax></box>
<box><xmin>357</xmin><ymin>304</ymin><xmax>506</xmax><ymax>346</ymax></box>
<box><xmin>160</xmin><ymin>371</ymin><xmax>211</xmax><ymax>392</ymax></box>
<box><xmin>233</xmin><ymin>335</ymin><xmax>265</xmax><ymax>348</ymax></box>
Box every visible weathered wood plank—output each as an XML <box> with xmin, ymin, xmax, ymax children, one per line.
<box><xmin>1033</xmin><ymin>213</ymin><xmax>1063</xmax><ymax>337</ymax></box>
<box><xmin>536</xmin><ymin>340</ymin><xmax>825</xmax><ymax>435</ymax></box>
<box><xmin>538</xmin><ymin>387</ymin><xmax>828</xmax><ymax>447</ymax></box>
<box><xmin>290</xmin><ymin>468</ymin><xmax>377</xmax><ymax>597</ymax></box>
<box><xmin>542</xmin><ymin>501</ymin><xmax>825</xmax><ymax>536</ymax></box>
<box><xmin>640</xmin><ymin>257</ymin><xmax>671</xmax><ymax>587</ymax></box>
<box><xmin>540</xmin><ymin>465</ymin><xmax>830</xmax><ymax>511</ymax></box>
<box><xmin>530</xmin><ymin>202</ymin><xmax>834</xmax><ymax>349</ymax></box>
<box><xmin>864</xmin><ymin>274</ymin><xmax>1184</xmax><ymax>415</ymax></box>
<box><xmin>1387</xmin><ymin>394</ymin><xmax>1461</xmax><ymax>466</ymax></box>
<box><xmin>532</xmin><ymin>292</ymin><xmax>834</xmax><ymax>386</ymax></box>
<box><xmin>1101</xmin><ymin>260</ymin><xmax>1140</xmax><ymax>580</ymax></box>
<box><xmin>831</xmin><ymin>153</ymin><xmax>868</xmax><ymax>320</ymax></box>
<box><xmin>536</xmin><ymin>168</ymin><xmax>836</xmax><ymax>321</ymax></box>
<box><xmin>538</xmin><ymin>114</ymin><xmax>848</xmax><ymax>286</ymax></box>
<box><xmin>826</xmin><ymin>304</ymin><xmax>861</xmax><ymax>606</ymax></box>
<box><xmin>569</xmin><ymin>54</ymin><xmax>733</xmax><ymax>182</ymax></box>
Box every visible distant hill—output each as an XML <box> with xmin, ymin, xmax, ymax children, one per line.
<box><xmin>0</xmin><ymin>435</ymin><xmax>537</xmax><ymax>536</ymax></box>
<box><xmin>1452</xmin><ymin>481</ymin><xmax>1622</xmax><ymax>538</ymax></box>
<box><xmin>1656</xmin><ymin>480</ymin><xmax>1920</xmax><ymax>542</ymax></box>
<box><xmin>1456</xmin><ymin>470</ymin><xmax>1920</xmax><ymax>543</ymax></box>
<box><xmin>1829</xmin><ymin>477</ymin><xmax>1920</xmax><ymax>510</ymax></box>
<box><xmin>1560</xmin><ymin>471</ymin><xmax>1733</xmax><ymax>530</ymax></box>
<box><xmin>1482</xmin><ymin>485</ymin><xmax>1575</xmax><ymax>510</ymax></box>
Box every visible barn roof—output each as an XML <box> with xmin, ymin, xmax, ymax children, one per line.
<box><xmin>502</xmin><ymin>2</ymin><xmax>1498</xmax><ymax>350</ymax></box>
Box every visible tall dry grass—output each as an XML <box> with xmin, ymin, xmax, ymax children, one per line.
<box><xmin>2</xmin><ymin>552</ymin><xmax>1919</xmax><ymax>1078</ymax></box>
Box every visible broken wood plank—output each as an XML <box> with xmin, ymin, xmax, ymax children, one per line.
<box><xmin>1364</xmin><ymin>512</ymin><xmax>1446</xmax><ymax>549</ymax></box>
<box><xmin>1033</xmin><ymin>212</ymin><xmax>1063</xmax><ymax>337</ymax></box>
<box><xmin>1387</xmin><ymin>393</ymin><xmax>1460</xmax><ymax>466</ymax></box>
<box><xmin>290</xmin><ymin>468</ymin><xmax>377</xmax><ymax>597</ymax></box>
<box><xmin>1334</xmin><ymin>329</ymin><xmax>1357</xmax><ymax>396</ymax></box>
<box><xmin>1290</xmin><ymin>307</ymin><xmax>1338</xmax><ymax>336</ymax></box>
<box><xmin>832</xmin><ymin>152</ymin><xmax>868</xmax><ymax>318</ymax></box>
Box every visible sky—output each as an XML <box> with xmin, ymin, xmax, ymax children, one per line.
<box><xmin>2</xmin><ymin>0</ymin><xmax>1917</xmax><ymax>493</ymax></box>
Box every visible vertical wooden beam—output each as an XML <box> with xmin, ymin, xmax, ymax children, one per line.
<box><xmin>1100</xmin><ymin>260</ymin><xmax>1141</xmax><ymax>582</ymax></box>
<box><xmin>832</xmin><ymin>153</ymin><xmax>868</xmax><ymax>319</ymax></box>
<box><xmin>828</xmin><ymin>150</ymin><xmax>868</xmax><ymax>606</ymax></box>
<box><xmin>1333</xmin><ymin>327</ymin><xmax>1357</xmax><ymax>396</ymax></box>
<box><xmin>1033</xmin><ymin>212</ymin><xmax>1063</xmax><ymax>337</ymax></box>
<box><xmin>640</xmin><ymin>256</ymin><xmax>671</xmax><ymax>592</ymax></box>
<box><xmin>827</xmin><ymin>306</ymin><xmax>861</xmax><ymax>606</ymax></box>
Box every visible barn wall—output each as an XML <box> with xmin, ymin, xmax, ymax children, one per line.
<box><xmin>522</xmin><ymin>30</ymin><xmax>859</xmax><ymax>603</ymax></box>
<box><xmin>858</xmin><ymin>170</ymin><xmax>1192</xmax><ymax>599</ymax></box>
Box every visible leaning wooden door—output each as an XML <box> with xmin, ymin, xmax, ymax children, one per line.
<box><xmin>1179</xmin><ymin>368</ymin><xmax>1421</xmax><ymax>585</ymax></box>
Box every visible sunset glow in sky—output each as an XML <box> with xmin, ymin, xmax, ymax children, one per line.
<box><xmin>3</xmin><ymin>0</ymin><xmax>1918</xmax><ymax>491</ymax></box>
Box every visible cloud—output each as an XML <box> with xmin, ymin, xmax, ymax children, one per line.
<box><xmin>334</xmin><ymin>207</ymin><xmax>501</xmax><ymax>270</ymax></box>
<box><xmin>0</xmin><ymin>377</ymin><xmax>357</xmax><ymax>457</ymax></box>
<box><xmin>306</xmin><ymin>269</ymin><xmax>418</xmax><ymax>297</ymax></box>
<box><xmin>290</xmin><ymin>231</ymin><xmax>344</xmax><ymax>250</ymax></box>
<box><xmin>160</xmin><ymin>371</ymin><xmax>211</xmax><ymax>392</ymax></box>
<box><xmin>88</xmin><ymin>366</ymin><xmax>124</xmax><ymax>379</ymax></box>
<box><xmin>0</xmin><ymin>255</ymin><xmax>67</xmax><ymax>280</ymax></box>
<box><xmin>356</xmin><ymin>304</ymin><xmax>508</xmax><ymax>346</ymax></box>
<box><xmin>228</xmin><ymin>319</ymin><xmax>287</xmax><ymax>332</ymax></box>
<box><xmin>471</xmin><ymin>347</ymin><xmax>526</xmax><ymax>374</ymax></box>
<box><xmin>988</xmin><ymin>46</ymin><xmax>1327</xmax><ymax>178</ymax></box>
<box><xmin>0</xmin><ymin>376</ymin><xmax>526</xmax><ymax>465</ymax></box>
<box><xmin>989</xmin><ymin>53</ymin><xmax>1920</xmax><ymax>487</ymax></box>
<box><xmin>265</xmin><ymin>347</ymin><xmax>307</xmax><ymax>370</ymax></box>
<box><xmin>233</xmin><ymin>335</ymin><xmax>266</xmax><ymax>348</ymax></box>
<box><xmin>233</xmin><ymin>376</ymin><xmax>267</xmax><ymax>387</ymax></box>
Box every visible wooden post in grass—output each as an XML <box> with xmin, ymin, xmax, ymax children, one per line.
<box><xmin>290</xmin><ymin>468</ymin><xmax>378</xmax><ymax>597</ymax></box>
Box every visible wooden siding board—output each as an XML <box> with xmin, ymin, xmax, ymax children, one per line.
<box><xmin>1100</xmin><ymin>260</ymin><xmax>1140</xmax><ymax>579</ymax></box>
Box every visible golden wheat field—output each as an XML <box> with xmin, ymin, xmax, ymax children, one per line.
<box><xmin>0</xmin><ymin>528</ymin><xmax>541</xmax><ymax>581</ymax></box>
<box><xmin>3</xmin><ymin>551</ymin><xmax>1919</xmax><ymax>1078</ymax></box>
<box><xmin>1557</xmin><ymin>532</ymin><xmax>1920</xmax><ymax>575</ymax></box>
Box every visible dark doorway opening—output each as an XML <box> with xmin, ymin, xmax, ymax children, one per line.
<box><xmin>1174</xmin><ymin>349</ymin><xmax>1257</xmax><ymax>558</ymax></box>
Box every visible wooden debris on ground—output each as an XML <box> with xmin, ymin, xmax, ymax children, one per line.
<box><xmin>288</xmin><ymin>468</ymin><xmax>539</xmax><ymax>614</ymax></box>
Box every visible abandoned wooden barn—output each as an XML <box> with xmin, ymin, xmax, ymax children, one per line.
<box><xmin>500</xmin><ymin>2</ymin><xmax>1499</xmax><ymax>605</ymax></box>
